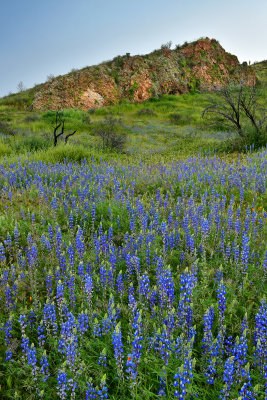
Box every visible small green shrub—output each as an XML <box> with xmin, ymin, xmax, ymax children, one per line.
<box><xmin>0</xmin><ymin>121</ymin><xmax>16</xmax><ymax>136</ymax></box>
<box><xmin>221</xmin><ymin>127</ymin><xmax>267</xmax><ymax>153</ymax></box>
<box><xmin>169</xmin><ymin>112</ymin><xmax>192</xmax><ymax>125</ymax></box>
<box><xmin>87</xmin><ymin>109</ymin><xmax>95</xmax><ymax>115</ymax></box>
<box><xmin>82</xmin><ymin>114</ymin><xmax>91</xmax><ymax>124</ymax></box>
<box><xmin>136</xmin><ymin>108</ymin><xmax>156</xmax><ymax>116</ymax></box>
<box><xmin>0</xmin><ymin>142</ymin><xmax>12</xmax><ymax>157</ymax></box>
<box><xmin>12</xmin><ymin>135</ymin><xmax>51</xmax><ymax>153</ymax></box>
<box><xmin>24</xmin><ymin>114</ymin><xmax>40</xmax><ymax>122</ymax></box>
<box><xmin>93</xmin><ymin>116</ymin><xmax>127</xmax><ymax>152</ymax></box>
<box><xmin>41</xmin><ymin>144</ymin><xmax>91</xmax><ymax>163</ymax></box>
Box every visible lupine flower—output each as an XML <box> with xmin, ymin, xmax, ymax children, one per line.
<box><xmin>241</xmin><ymin>234</ymin><xmax>250</xmax><ymax>281</ymax></box>
<box><xmin>254</xmin><ymin>299</ymin><xmax>267</xmax><ymax>396</ymax></box>
<box><xmin>126</xmin><ymin>353</ymin><xmax>138</xmax><ymax>395</ymax></box>
<box><xmin>0</xmin><ymin>244</ymin><xmax>6</xmax><ymax>264</ymax></box>
<box><xmin>173</xmin><ymin>350</ymin><xmax>194</xmax><ymax>399</ymax></box>
<box><xmin>220</xmin><ymin>356</ymin><xmax>235</xmax><ymax>399</ymax></box>
<box><xmin>77</xmin><ymin>311</ymin><xmax>89</xmax><ymax>335</ymax></box>
<box><xmin>37</xmin><ymin>321</ymin><xmax>46</xmax><ymax>347</ymax></box>
<box><xmin>112</xmin><ymin>323</ymin><xmax>124</xmax><ymax>379</ymax></box>
<box><xmin>97</xmin><ymin>374</ymin><xmax>108</xmax><ymax>399</ymax></box>
<box><xmin>86</xmin><ymin>378</ymin><xmax>96</xmax><ymax>399</ymax></box>
<box><xmin>27</xmin><ymin>343</ymin><xmax>38</xmax><ymax>381</ymax></box>
<box><xmin>158</xmin><ymin>375</ymin><xmax>166</xmax><ymax>397</ymax></box>
<box><xmin>40</xmin><ymin>350</ymin><xmax>49</xmax><ymax>382</ymax></box>
<box><xmin>177</xmin><ymin>270</ymin><xmax>194</xmax><ymax>335</ymax></box>
<box><xmin>116</xmin><ymin>270</ymin><xmax>125</xmax><ymax>300</ymax></box>
<box><xmin>57</xmin><ymin>369</ymin><xmax>69</xmax><ymax>400</ymax></box>
<box><xmin>202</xmin><ymin>307</ymin><xmax>214</xmax><ymax>356</ymax></box>
<box><xmin>4</xmin><ymin>317</ymin><xmax>13</xmax><ymax>361</ymax></box>
<box><xmin>158</xmin><ymin>325</ymin><xmax>172</xmax><ymax>366</ymax></box>
<box><xmin>139</xmin><ymin>273</ymin><xmax>150</xmax><ymax>300</ymax></box>
<box><xmin>263</xmin><ymin>250</ymin><xmax>267</xmax><ymax>282</ymax></box>
<box><xmin>217</xmin><ymin>280</ymin><xmax>226</xmax><ymax>331</ymax></box>
<box><xmin>98</xmin><ymin>348</ymin><xmax>107</xmax><ymax>367</ymax></box>
<box><xmin>75</xmin><ymin>226</ymin><xmax>85</xmax><ymax>259</ymax></box>
<box><xmin>84</xmin><ymin>273</ymin><xmax>93</xmax><ymax>311</ymax></box>
<box><xmin>43</xmin><ymin>302</ymin><xmax>57</xmax><ymax>335</ymax></box>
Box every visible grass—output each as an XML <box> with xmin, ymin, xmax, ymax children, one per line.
<box><xmin>0</xmin><ymin>91</ymin><xmax>247</xmax><ymax>165</ymax></box>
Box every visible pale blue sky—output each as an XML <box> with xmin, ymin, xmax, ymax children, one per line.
<box><xmin>0</xmin><ymin>0</ymin><xmax>266</xmax><ymax>97</ymax></box>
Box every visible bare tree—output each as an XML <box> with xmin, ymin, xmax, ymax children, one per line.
<box><xmin>65</xmin><ymin>130</ymin><xmax>77</xmax><ymax>144</ymax></box>
<box><xmin>17</xmin><ymin>81</ymin><xmax>26</xmax><ymax>92</ymax></box>
<box><xmin>202</xmin><ymin>82</ymin><xmax>266</xmax><ymax>144</ymax></box>
<box><xmin>239</xmin><ymin>85</ymin><xmax>266</xmax><ymax>134</ymax></box>
<box><xmin>53</xmin><ymin>112</ymin><xmax>77</xmax><ymax>146</ymax></box>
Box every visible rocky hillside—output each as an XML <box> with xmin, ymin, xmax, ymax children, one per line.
<box><xmin>3</xmin><ymin>38</ymin><xmax>258</xmax><ymax>111</ymax></box>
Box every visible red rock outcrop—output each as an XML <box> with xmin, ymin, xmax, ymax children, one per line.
<box><xmin>32</xmin><ymin>37</ymin><xmax>256</xmax><ymax>110</ymax></box>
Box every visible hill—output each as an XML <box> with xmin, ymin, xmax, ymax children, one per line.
<box><xmin>0</xmin><ymin>37</ymin><xmax>256</xmax><ymax>111</ymax></box>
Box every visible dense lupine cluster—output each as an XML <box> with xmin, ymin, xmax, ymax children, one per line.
<box><xmin>0</xmin><ymin>149</ymin><xmax>266</xmax><ymax>399</ymax></box>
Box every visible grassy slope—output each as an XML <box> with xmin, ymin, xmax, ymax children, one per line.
<box><xmin>253</xmin><ymin>60</ymin><xmax>267</xmax><ymax>86</ymax></box>
<box><xmin>0</xmin><ymin>91</ymin><xmax>250</xmax><ymax>163</ymax></box>
<box><xmin>0</xmin><ymin>60</ymin><xmax>266</xmax><ymax>164</ymax></box>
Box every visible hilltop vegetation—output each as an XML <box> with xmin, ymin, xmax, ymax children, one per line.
<box><xmin>253</xmin><ymin>60</ymin><xmax>267</xmax><ymax>86</ymax></box>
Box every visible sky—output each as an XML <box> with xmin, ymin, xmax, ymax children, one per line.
<box><xmin>0</xmin><ymin>0</ymin><xmax>266</xmax><ymax>97</ymax></box>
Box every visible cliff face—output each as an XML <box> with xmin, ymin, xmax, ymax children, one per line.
<box><xmin>32</xmin><ymin>38</ymin><xmax>256</xmax><ymax>111</ymax></box>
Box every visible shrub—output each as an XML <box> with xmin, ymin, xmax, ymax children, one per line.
<box><xmin>82</xmin><ymin>114</ymin><xmax>91</xmax><ymax>124</ymax></box>
<box><xmin>0</xmin><ymin>142</ymin><xmax>12</xmax><ymax>157</ymax></box>
<box><xmin>24</xmin><ymin>114</ymin><xmax>40</xmax><ymax>122</ymax></box>
<box><xmin>94</xmin><ymin>116</ymin><xmax>127</xmax><ymax>152</ymax></box>
<box><xmin>41</xmin><ymin>144</ymin><xmax>90</xmax><ymax>163</ymax></box>
<box><xmin>161</xmin><ymin>41</ymin><xmax>172</xmax><ymax>50</ymax></box>
<box><xmin>169</xmin><ymin>113</ymin><xmax>192</xmax><ymax>125</ymax></box>
<box><xmin>0</xmin><ymin>121</ymin><xmax>16</xmax><ymax>136</ymax></box>
<box><xmin>221</xmin><ymin>127</ymin><xmax>267</xmax><ymax>153</ymax></box>
<box><xmin>136</xmin><ymin>108</ymin><xmax>156</xmax><ymax>116</ymax></box>
<box><xmin>12</xmin><ymin>135</ymin><xmax>51</xmax><ymax>153</ymax></box>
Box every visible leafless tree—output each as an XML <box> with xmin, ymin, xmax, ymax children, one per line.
<box><xmin>202</xmin><ymin>82</ymin><xmax>266</xmax><ymax>143</ymax></box>
<box><xmin>53</xmin><ymin>112</ymin><xmax>77</xmax><ymax>146</ymax></box>
<box><xmin>239</xmin><ymin>85</ymin><xmax>266</xmax><ymax>134</ymax></box>
<box><xmin>17</xmin><ymin>81</ymin><xmax>26</xmax><ymax>92</ymax></box>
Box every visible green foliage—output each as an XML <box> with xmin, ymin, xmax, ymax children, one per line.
<box><xmin>12</xmin><ymin>135</ymin><xmax>51</xmax><ymax>153</ymax></box>
<box><xmin>129</xmin><ymin>81</ymin><xmax>139</xmax><ymax>98</ymax></box>
<box><xmin>24</xmin><ymin>114</ymin><xmax>40</xmax><ymax>122</ymax></box>
<box><xmin>0</xmin><ymin>87</ymin><xmax>266</xmax><ymax>162</ymax></box>
<box><xmin>93</xmin><ymin>116</ymin><xmax>127</xmax><ymax>151</ymax></box>
<box><xmin>169</xmin><ymin>112</ymin><xmax>191</xmax><ymax>126</ymax></box>
<box><xmin>221</xmin><ymin>126</ymin><xmax>267</xmax><ymax>153</ymax></box>
<box><xmin>136</xmin><ymin>108</ymin><xmax>156</xmax><ymax>116</ymax></box>
<box><xmin>41</xmin><ymin>144</ymin><xmax>92</xmax><ymax>163</ymax></box>
<box><xmin>0</xmin><ymin>121</ymin><xmax>16</xmax><ymax>136</ymax></box>
<box><xmin>0</xmin><ymin>142</ymin><xmax>12</xmax><ymax>157</ymax></box>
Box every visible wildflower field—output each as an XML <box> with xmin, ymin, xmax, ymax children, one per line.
<box><xmin>0</xmin><ymin>148</ymin><xmax>266</xmax><ymax>399</ymax></box>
